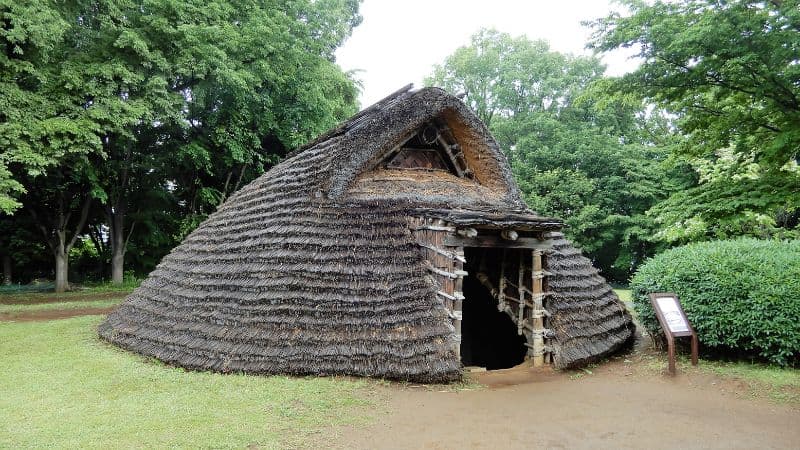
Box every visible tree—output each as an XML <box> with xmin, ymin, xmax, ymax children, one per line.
<box><xmin>428</xmin><ymin>29</ymin><xmax>602</xmax><ymax>129</ymax></box>
<box><xmin>510</xmin><ymin>106</ymin><xmax>682</xmax><ymax>280</ymax></box>
<box><xmin>155</xmin><ymin>0</ymin><xmax>361</xmax><ymax>246</ymax></box>
<box><xmin>87</xmin><ymin>0</ymin><xmax>362</xmax><ymax>283</ymax></box>
<box><xmin>589</xmin><ymin>0</ymin><xmax>800</xmax><ymax>242</ymax></box>
<box><xmin>23</xmin><ymin>160</ymin><xmax>93</xmax><ymax>292</ymax></box>
<box><xmin>427</xmin><ymin>29</ymin><xmax>677</xmax><ymax>280</ymax></box>
<box><xmin>4</xmin><ymin>0</ymin><xmax>362</xmax><ymax>288</ymax></box>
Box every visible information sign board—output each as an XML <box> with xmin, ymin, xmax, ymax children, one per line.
<box><xmin>648</xmin><ymin>293</ymin><xmax>699</xmax><ymax>375</ymax></box>
<box><xmin>654</xmin><ymin>296</ymin><xmax>690</xmax><ymax>333</ymax></box>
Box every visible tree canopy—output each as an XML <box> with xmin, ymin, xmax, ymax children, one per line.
<box><xmin>0</xmin><ymin>1</ymin><xmax>101</xmax><ymax>213</ymax></box>
<box><xmin>589</xmin><ymin>0</ymin><xmax>800</xmax><ymax>242</ymax></box>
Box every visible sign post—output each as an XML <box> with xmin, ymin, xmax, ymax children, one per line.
<box><xmin>648</xmin><ymin>293</ymin><xmax>698</xmax><ymax>375</ymax></box>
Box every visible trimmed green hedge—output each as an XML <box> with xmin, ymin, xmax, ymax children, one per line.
<box><xmin>630</xmin><ymin>239</ymin><xmax>800</xmax><ymax>366</ymax></box>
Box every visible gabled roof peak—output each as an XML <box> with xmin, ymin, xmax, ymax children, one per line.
<box><xmin>280</xmin><ymin>85</ymin><xmax>526</xmax><ymax>209</ymax></box>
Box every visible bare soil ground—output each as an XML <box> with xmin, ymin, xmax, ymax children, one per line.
<box><xmin>0</xmin><ymin>306</ymin><xmax>116</xmax><ymax>322</ymax></box>
<box><xmin>334</xmin><ymin>352</ymin><xmax>800</xmax><ymax>450</ymax></box>
<box><xmin>0</xmin><ymin>291</ymin><xmax>124</xmax><ymax>305</ymax></box>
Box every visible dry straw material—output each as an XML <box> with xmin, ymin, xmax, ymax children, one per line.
<box><xmin>100</xmin><ymin>86</ymin><xmax>633</xmax><ymax>382</ymax></box>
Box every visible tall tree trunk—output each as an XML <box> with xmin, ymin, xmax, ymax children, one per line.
<box><xmin>2</xmin><ymin>253</ymin><xmax>10</xmax><ymax>285</ymax></box>
<box><xmin>106</xmin><ymin>205</ymin><xmax>129</xmax><ymax>285</ymax></box>
<box><xmin>105</xmin><ymin>150</ymin><xmax>132</xmax><ymax>286</ymax></box>
<box><xmin>110</xmin><ymin>226</ymin><xmax>124</xmax><ymax>284</ymax></box>
<box><xmin>54</xmin><ymin>239</ymin><xmax>68</xmax><ymax>293</ymax></box>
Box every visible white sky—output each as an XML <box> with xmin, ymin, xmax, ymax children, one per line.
<box><xmin>335</xmin><ymin>0</ymin><xmax>640</xmax><ymax>107</ymax></box>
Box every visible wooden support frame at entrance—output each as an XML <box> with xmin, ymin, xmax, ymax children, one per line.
<box><xmin>412</xmin><ymin>217</ymin><xmax>556</xmax><ymax>368</ymax></box>
<box><xmin>530</xmin><ymin>249</ymin><xmax>546</xmax><ymax>367</ymax></box>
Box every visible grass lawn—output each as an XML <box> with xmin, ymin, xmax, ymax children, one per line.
<box><xmin>1</xmin><ymin>285</ymin><xmax>796</xmax><ymax>447</ymax></box>
<box><xmin>0</xmin><ymin>279</ymin><xmax>140</xmax><ymax>296</ymax></box>
<box><xmin>613</xmin><ymin>288</ymin><xmax>632</xmax><ymax>303</ymax></box>
<box><xmin>0</xmin><ymin>316</ymin><xmax>377</xmax><ymax>449</ymax></box>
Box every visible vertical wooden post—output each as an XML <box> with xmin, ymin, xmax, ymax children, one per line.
<box><xmin>453</xmin><ymin>246</ymin><xmax>464</xmax><ymax>359</ymax></box>
<box><xmin>498</xmin><ymin>249</ymin><xmax>507</xmax><ymax>312</ymax></box>
<box><xmin>531</xmin><ymin>249</ymin><xmax>545</xmax><ymax>367</ymax></box>
<box><xmin>667</xmin><ymin>337</ymin><xmax>677</xmax><ymax>375</ymax></box>
<box><xmin>517</xmin><ymin>251</ymin><xmax>525</xmax><ymax>336</ymax></box>
<box><xmin>541</xmin><ymin>248</ymin><xmax>551</xmax><ymax>365</ymax></box>
<box><xmin>412</xmin><ymin>216</ymin><xmax>465</xmax><ymax>359</ymax></box>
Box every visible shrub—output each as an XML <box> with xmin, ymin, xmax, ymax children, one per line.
<box><xmin>630</xmin><ymin>238</ymin><xmax>800</xmax><ymax>366</ymax></box>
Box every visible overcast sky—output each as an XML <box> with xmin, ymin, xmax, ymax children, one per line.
<box><xmin>335</xmin><ymin>0</ymin><xmax>640</xmax><ymax>107</ymax></box>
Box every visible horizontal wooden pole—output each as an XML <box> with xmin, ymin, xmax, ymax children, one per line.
<box><xmin>443</xmin><ymin>235</ymin><xmax>553</xmax><ymax>249</ymax></box>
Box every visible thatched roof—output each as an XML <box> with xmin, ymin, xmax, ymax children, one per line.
<box><xmin>100</xmin><ymin>85</ymin><xmax>632</xmax><ymax>382</ymax></box>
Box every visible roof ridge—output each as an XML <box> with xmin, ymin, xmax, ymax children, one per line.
<box><xmin>285</xmin><ymin>83</ymin><xmax>417</xmax><ymax>159</ymax></box>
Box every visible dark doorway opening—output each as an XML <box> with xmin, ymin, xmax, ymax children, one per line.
<box><xmin>460</xmin><ymin>247</ymin><xmax>527</xmax><ymax>369</ymax></box>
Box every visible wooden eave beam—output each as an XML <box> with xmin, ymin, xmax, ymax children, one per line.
<box><xmin>443</xmin><ymin>235</ymin><xmax>553</xmax><ymax>250</ymax></box>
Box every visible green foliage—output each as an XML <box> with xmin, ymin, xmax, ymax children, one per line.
<box><xmin>589</xmin><ymin>0</ymin><xmax>800</xmax><ymax>242</ymax></box>
<box><xmin>428</xmin><ymin>29</ymin><xmax>602</xmax><ymax>128</ymax></box>
<box><xmin>630</xmin><ymin>239</ymin><xmax>800</xmax><ymax>366</ymax></box>
<box><xmin>427</xmin><ymin>29</ymin><xmax>678</xmax><ymax>280</ymax></box>
<box><xmin>0</xmin><ymin>1</ymin><xmax>101</xmax><ymax>213</ymax></box>
<box><xmin>649</xmin><ymin>159</ymin><xmax>800</xmax><ymax>243</ymax></box>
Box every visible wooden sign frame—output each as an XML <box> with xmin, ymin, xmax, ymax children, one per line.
<box><xmin>648</xmin><ymin>293</ymin><xmax>698</xmax><ymax>375</ymax></box>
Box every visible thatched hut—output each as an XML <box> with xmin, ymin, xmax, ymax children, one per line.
<box><xmin>100</xmin><ymin>85</ymin><xmax>633</xmax><ymax>382</ymax></box>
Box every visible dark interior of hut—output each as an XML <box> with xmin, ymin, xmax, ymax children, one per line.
<box><xmin>460</xmin><ymin>247</ymin><xmax>528</xmax><ymax>370</ymax></box>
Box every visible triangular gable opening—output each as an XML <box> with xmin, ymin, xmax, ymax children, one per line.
<box><xmin>379</xmin><ymin>119</ymin><xmax>474</xmax><ymax>180</ymax></box>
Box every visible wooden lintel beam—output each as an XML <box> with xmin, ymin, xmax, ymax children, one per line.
<box><xmin>443</xmin><ymin>235</ymin><xmax>553</xmax><ymax>250</ymax></box>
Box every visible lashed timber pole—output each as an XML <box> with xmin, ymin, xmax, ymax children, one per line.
<box><xmin>531</xmin><ymin>249</ymin><xmax>545</xmax><ymax>367</ymax></box>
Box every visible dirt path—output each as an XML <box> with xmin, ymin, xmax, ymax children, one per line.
<box><xmin>0</xmin><ymin>291</ymin><xmax>125</xmax><ymax>305</ymax></box>
<box><xmin>335</xmin><ymin>361</ymin><xmax>799</xmax><ymax>449</ymax></box>
<box><xmin>0</xmin><ymin>307</ymin><xmax>116</xmax><ymax>322</ymax></box>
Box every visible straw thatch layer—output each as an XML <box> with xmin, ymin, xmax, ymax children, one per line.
<box><xmin>546</xmin><ymin>232</ymin><xmax>635</xmax><ymax>368</ymax></box>
<box><xmin>100</xmin><ymin>203</ymin><xmax>461</xmax><ymax>382</ymax></box>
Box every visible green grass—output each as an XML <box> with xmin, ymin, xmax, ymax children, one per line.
<box><xmin>0</xmin><ymin>286</ymin><xmax>130</xmax><ymax>315</ymax></box>
<box><xmin>613</xmin><ymin>288</ymin><xmax>632</xmax><ymax>303</ymax></box>
<box><xmin>77</xmin><ymin>278</ymin><xmax>142</xmax><ymax>292</ymax></box>
<box><xmin>0</xmin><ymin>317</ymin><xmax>378</xmax><ymax>448</ymax></box>
<box><xmin>0</xmin><ymin>279</ymin><xmax>140</xmax><ymax>298</ymax></box>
